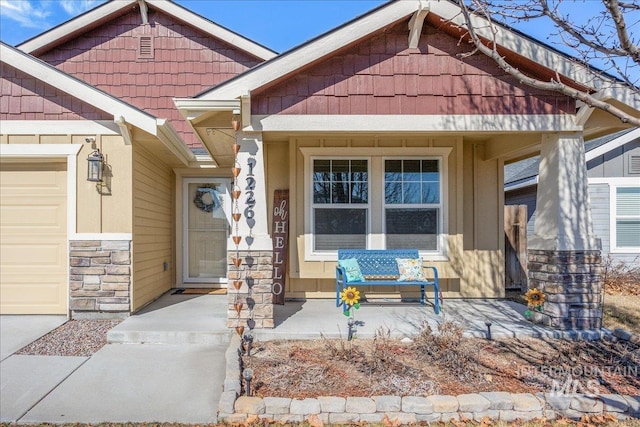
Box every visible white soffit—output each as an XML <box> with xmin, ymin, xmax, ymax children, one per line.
<box><xmin>198</xmin><ymin>0</ymin><xmax>418</xmax><ymax>100</ymax></box>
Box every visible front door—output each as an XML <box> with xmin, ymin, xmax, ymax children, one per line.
<box><xmin>183</xmin><ymin>178</ymin><xmax>230</xmax><ymax>286</ymax></box>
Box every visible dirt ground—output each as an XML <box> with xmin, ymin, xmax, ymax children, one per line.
<box><xmin>243</xmin><ymin>323</ymin><xmax>640</xmax><ymax>399</ymax></box>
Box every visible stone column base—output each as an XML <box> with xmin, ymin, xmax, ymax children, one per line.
<box><xmin>527</xmin><ymin>250</ymin><xmax>602</xmax><ymax>330</ymax></box>
<box><xmin>227</xmin><ymin>250</ymin><xmax>275</xmax><ymax>329</ymax></box>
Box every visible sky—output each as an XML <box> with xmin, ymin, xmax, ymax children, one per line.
<box><xmin>0</xmin><ymin>0</ymin><xmax>604</xmax><ymax>53</ymax></box>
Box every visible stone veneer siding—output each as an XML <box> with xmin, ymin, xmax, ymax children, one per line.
<box><xmin>527</xmin><ymin>250</ymin><xmax>602</xmax><ymax>330</ymax></box>
<box><xmin>227</xmin><ymin>250</ymin><xmax>275</xmax><ymax>329</ymax></box>
<box><xmin>218</xmin><ymin>335</ymin><xmax>639</xmax><ymax>424</ymax></box>
<box><xmin>69</xmin><ymin>240</ymin><xmax>131</xmax><ymax>317</ymax></box>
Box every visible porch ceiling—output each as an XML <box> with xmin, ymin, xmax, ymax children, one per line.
<box><xmin>192</xmin><ymin>111</ymin><xmax>236</xmax><ymax>168</ymax></box>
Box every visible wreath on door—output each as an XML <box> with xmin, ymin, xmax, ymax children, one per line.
<box><xmin>193</xmin><ymin>185</ymin><xmax>220</xmax><ymax>213</ymax></box>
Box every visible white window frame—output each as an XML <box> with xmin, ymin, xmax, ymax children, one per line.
<box><xmin>382</xmin><ymin>157</ymin><xmax>444</xmax><ymax>256</ymax></box>
<box><xmin>310</xmin><ymin>157</ymin><xmax>371</xmax><ymax>254</ymax></box>
<box><xmin>608</xmin><ymin>179</ymin><xmax>640</xmax><ymax>253</ymax></box>
<box><xmin>301</xmin><ymin>147</ymin><xmax>451</xmax><ymax>261</ymax></box>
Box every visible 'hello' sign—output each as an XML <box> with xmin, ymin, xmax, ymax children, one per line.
<box><xmin>272</xmin><ymin>190</ymin><xmax>289</xmax><ymax>305</ymax></box>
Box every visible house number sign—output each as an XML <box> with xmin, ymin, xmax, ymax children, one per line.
<box><xmin>271</xmin><ymin>189</ymin><xmax>289</xmax><ymax>305</ymax></box>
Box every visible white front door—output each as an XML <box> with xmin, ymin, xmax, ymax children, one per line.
<box><xmin>182</xmin><ymin>178</ymin><xmax>230</xmax><ymax>285</ymax></box>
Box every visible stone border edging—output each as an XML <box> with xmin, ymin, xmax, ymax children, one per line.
<box><xmin>218</xmin><ymin>336</ymin><xmax>639</xmax><ymax>424</ymax></box>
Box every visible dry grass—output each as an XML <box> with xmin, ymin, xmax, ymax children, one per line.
<box><xmin>243</xmin><ymin>322</ymin><xmax>640</xmax><ymax>399</ymax></box>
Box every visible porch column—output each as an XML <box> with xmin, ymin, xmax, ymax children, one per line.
<box><xmin>528</xmin><ymin>132</ymin><xmax>602</xmax><ymax>330</ymax></box>
<box><xmin>227</xmin><ymin>131</ymin><xmax>275</xmax><ymax>330</ymax></box>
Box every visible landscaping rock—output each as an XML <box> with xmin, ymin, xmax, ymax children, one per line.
<box><xmin>263</xmin><ymin>397</ymin><xmax>291</xmax><ymax>415</ymax></box>
<box><xmin>512</xmin><ymin>393</ymin><xmax>543</xmax><ymax>411</ymax></box>
<box><xmin>457</xmin><ymin>393</ymin><xmax>490</xmax><ymax>412</ymax></box>
<box><xmin>402</xmin><ymin>396</ymin><xmax>433</xmax><ymax>414</ymax></box>
<box><xmin>416</xmin><ymin>413</ymin><xmax>441</xmax><ymax>423</ymax></box>
<box><xmin>346</xmin><ymin>397</ymin><xmax>376</xmax><ymax>413</ymax></box>
<box><xmin>600</xmin><ymin>394</ymin><xmax>629</xmax><ymax>413</ymax></box>
<box><xmin>427</xmin><ymin>395</ymin><xmax>459</xmax><ymax>412</ymax></box>
<box><xmin>359</xmin><ymin>413</ymin><xmax>385</xmax><ymax>423</ymax></box>
<box><xmin>318</xmin><ymin>396</ymin><xmax>346</xmax><ymax>413</ymax></box>
<box><xmin>290</xmin><ymin>398</ymin><xmax>321</xmax><ymax>415</ymax></box>
<box><xmin>440</xmin><ymin>412</ymin><xmax>460</xmax><ymax>422</ymax></box>
<box><xmin>480</xmin><ymin>391</ymin><xmax>514</xmax><ymax>410</ymax></box>
<box><xmin>500</xmin><ymin>410</ymin><xmax>544</xmax><ymax>421</ymax></box>
<box><xmin>272</xmin><ymin>414</ymin><xmax>304</xmax><ymax>423</ymax></box>
<box><xmin>472</xmin><ymin>410</ymin><xmax>500</xmax><ymax>422</ymax></box>
<box><xmin>373</xmin><ymin>395</ymin><xmax>401</xmax><ymax>412</ymax></box>
<box><xmin>544</xmin><ymin>393</ymin><xmax>572</xmax><ymax>410</ymax></box>
<box><xmin>218</xmin><ymin>391</ymin><xmax>238</xmax><ymax>414</ymax></box>
<box><xmin>329</xmin><ymin>413</ymin><xmax>360</xmax><ymax>424</ymax></box>
<box><xmin>234</xmin><ymin>397</ymin><xmax>265</xmax><ymax>415</ymax></box>
<box><xmin>570</xmin><ymin>395</ymin><xmax>603</xmax><ymax>413</ymax></box>
<box><xmin>385</xmin><ymin>412</ymin><xmax>417</xmax><ymax>424</ymax></box>
<box><xmin>624</xmin><ymin>395</ymin><xmax>640</xmax><ymax>416</ymax></box>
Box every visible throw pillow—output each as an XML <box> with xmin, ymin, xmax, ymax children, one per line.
<box><xmin>338</xmin><ymin>258</ymin><xmax>365</xmax><ymax>283</ymax></box>
<box><xmin>396</xmin><ymin>258</ymin><xmax>427</xmax><ymax>281</ymax></box>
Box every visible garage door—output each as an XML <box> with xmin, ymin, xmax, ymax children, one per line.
<box><xmin>1</xmin><ymin>162</ymin><xmax>68</xmax><ymax>314</ymax></box>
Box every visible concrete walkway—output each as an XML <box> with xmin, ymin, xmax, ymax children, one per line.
<box><xmin>0</xmin><ymin>294</ymin><xmax>230</xmax><ymax>424</ymax></box>
<box><xmin>1</xmin><ymin>294</ymin><xmax>602</xmax><ymax>424</ymax></box>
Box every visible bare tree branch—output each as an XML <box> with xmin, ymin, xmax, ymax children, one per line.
<box><xmin>458</xmin><ymin>0</ymin><xmax>640</xmax><ymax>127</ymax></box>
<box><xmin>603</xmin><ymin>0</ymin><xmax>640</xmax><ymax>63</ymax></box>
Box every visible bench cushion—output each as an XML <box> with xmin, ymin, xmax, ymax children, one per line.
<box><xmin>337</xmin><ymin>258</ymin><xmax>365</xmax><ymax>283</ymax></box>
<box><xmin>396</xmin><ymin>258</ymin><xmax>427</xmax><ymax>281</ymax></box>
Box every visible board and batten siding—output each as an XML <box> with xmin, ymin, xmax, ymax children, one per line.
<box><xmin>587</xmin><ymin>140</ymin><xmax>640</xmax><ymax>178</ymax></box>
<box><xmin>132</xmin><ymin>143</ymin><xmax>175</xmax><ymax>311</ymax></box>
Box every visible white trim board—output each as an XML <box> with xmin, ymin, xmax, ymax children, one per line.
<box><xmin>586</xmin><ymin>128</ymin><xmax>640</xmax><ymax>161</ymax></box>
<box><xmin>69</xmin><ymin>233</ymin><xmax>133</xmax><ymax>241</ymax></box>
<box><xmin>250</xmin><ymin>114</ymin><xmax>582</xmax><ymax>133</ymax></box>
<box><xmin>0</xmin><ymin>121</ymin><xmax>120</xmax><ymax>135</ymax></box>
<box><xmin>608</xmin><ymin>181</ymin><xmax>640</xmax><ymax>254</ymax></box>
<box><xmin>18</xmin><ymin>0</ymin><xmax>276</xmax><ymax>61</ymax></box>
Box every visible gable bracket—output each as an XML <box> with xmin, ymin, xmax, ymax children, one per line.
<box><xmin>137</xmin><ymin>0</ymin><xmax>149</xmax><ymax>25</ymax></box>
<box><xmin>408</xmin><ymin>0</ymin><xmax>430</xmax><ymax>49</ymax></box>
<box><xmin>114</xmin><ymin>116</ymin><xmax>133</xmax><ymax>145</ymax></box>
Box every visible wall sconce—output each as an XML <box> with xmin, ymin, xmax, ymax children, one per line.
<box><xmin>87</xmin><ymin>149</ymin><xmax>104</xmax><ymax>182</ymax></box>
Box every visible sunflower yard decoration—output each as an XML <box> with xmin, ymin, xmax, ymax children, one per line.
<box><xmin>524</xmin><ymin>287</ymin><xmax>546</xmax><ymax>322</ymax></box>
<box><xmin>340</xmin><ymin>286</ymin><xmax>361</xmax><ymax>315</ymax></box>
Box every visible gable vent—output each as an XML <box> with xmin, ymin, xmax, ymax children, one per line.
<box><xmin>630</xmin><ymin>155</ymin><xmax>640</xmax><ymax>174</ymax></box>
<box><xmin>138</xmin><ymin>36</ymin><xmax>154</xmax><ymax>59</ymax></box>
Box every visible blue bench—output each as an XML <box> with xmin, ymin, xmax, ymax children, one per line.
<box><xmin>335</xmin><ymin>249</ymin><xmax>441</xmax><ymax>314</ymax></box>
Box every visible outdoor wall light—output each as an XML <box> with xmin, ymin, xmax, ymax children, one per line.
<box><xmin>86</xmin><ymin>148</ymin><xmax>104</xmax><ymax>182</ymax></box>
<box><xmin>242</xmin><ymin>368</ymin><xmax>253</xmax><ymax>396</ymax></box>
<box><xmin>85</xmin><ymin>137</ymin><xmax>104</xmax><ymax>182</ymax></box>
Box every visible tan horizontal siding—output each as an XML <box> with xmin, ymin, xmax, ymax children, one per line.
<box><xmin>132</xmin><ymin>143</ymin><xmax>175</xmax><ymax>311</ymax></box>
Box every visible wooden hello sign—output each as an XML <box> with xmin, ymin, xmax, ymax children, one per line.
<box><xmin>272</xmin><ymin>190</ymin><xmax>289</xmax><ymax>305</ymax></box>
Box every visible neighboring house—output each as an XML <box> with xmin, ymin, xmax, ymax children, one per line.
<box><xmin>1</xmin><ymin>0</ymin><xmax>639</xmax><ymax>330</ymax></box>
<box><xmin>505</xmin><ymin>128</ymin><xmax>640</xmax><ymax>265</ymax></box>
<box><xmin>0</xmin><ymin>0</ymin><xmax>274</xmax><ymax>316</ymax></box>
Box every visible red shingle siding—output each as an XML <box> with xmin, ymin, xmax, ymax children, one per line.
<box><xmin>252</xmin><ymin>21</ymin><xmax>575</xmax><ymax>116</ymax></box>
<box><xmin>37</xmin><ymin>7</ymin><xmax>262</xmax><ymax>148</ymax></box>
<box><xmin>0</xmin><ymin>63</ymin><xmax>110</xmax><ymax>120</ymax></box>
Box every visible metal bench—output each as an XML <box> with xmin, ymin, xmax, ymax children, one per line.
<box><xmin>335</xmin><ymin>249</ymin><xmax>441</xmax><ymax>314</ymax></box>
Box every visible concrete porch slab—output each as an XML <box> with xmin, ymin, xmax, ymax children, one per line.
<box><xmin>254</xmin><ymin>299</ymin><xmax>606</xmax><ymax>341</ymax></box>
<box><xmin>108</xmin><ymin>293</ymin><xmax>231</xmax><ymax>344</ymax></box>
